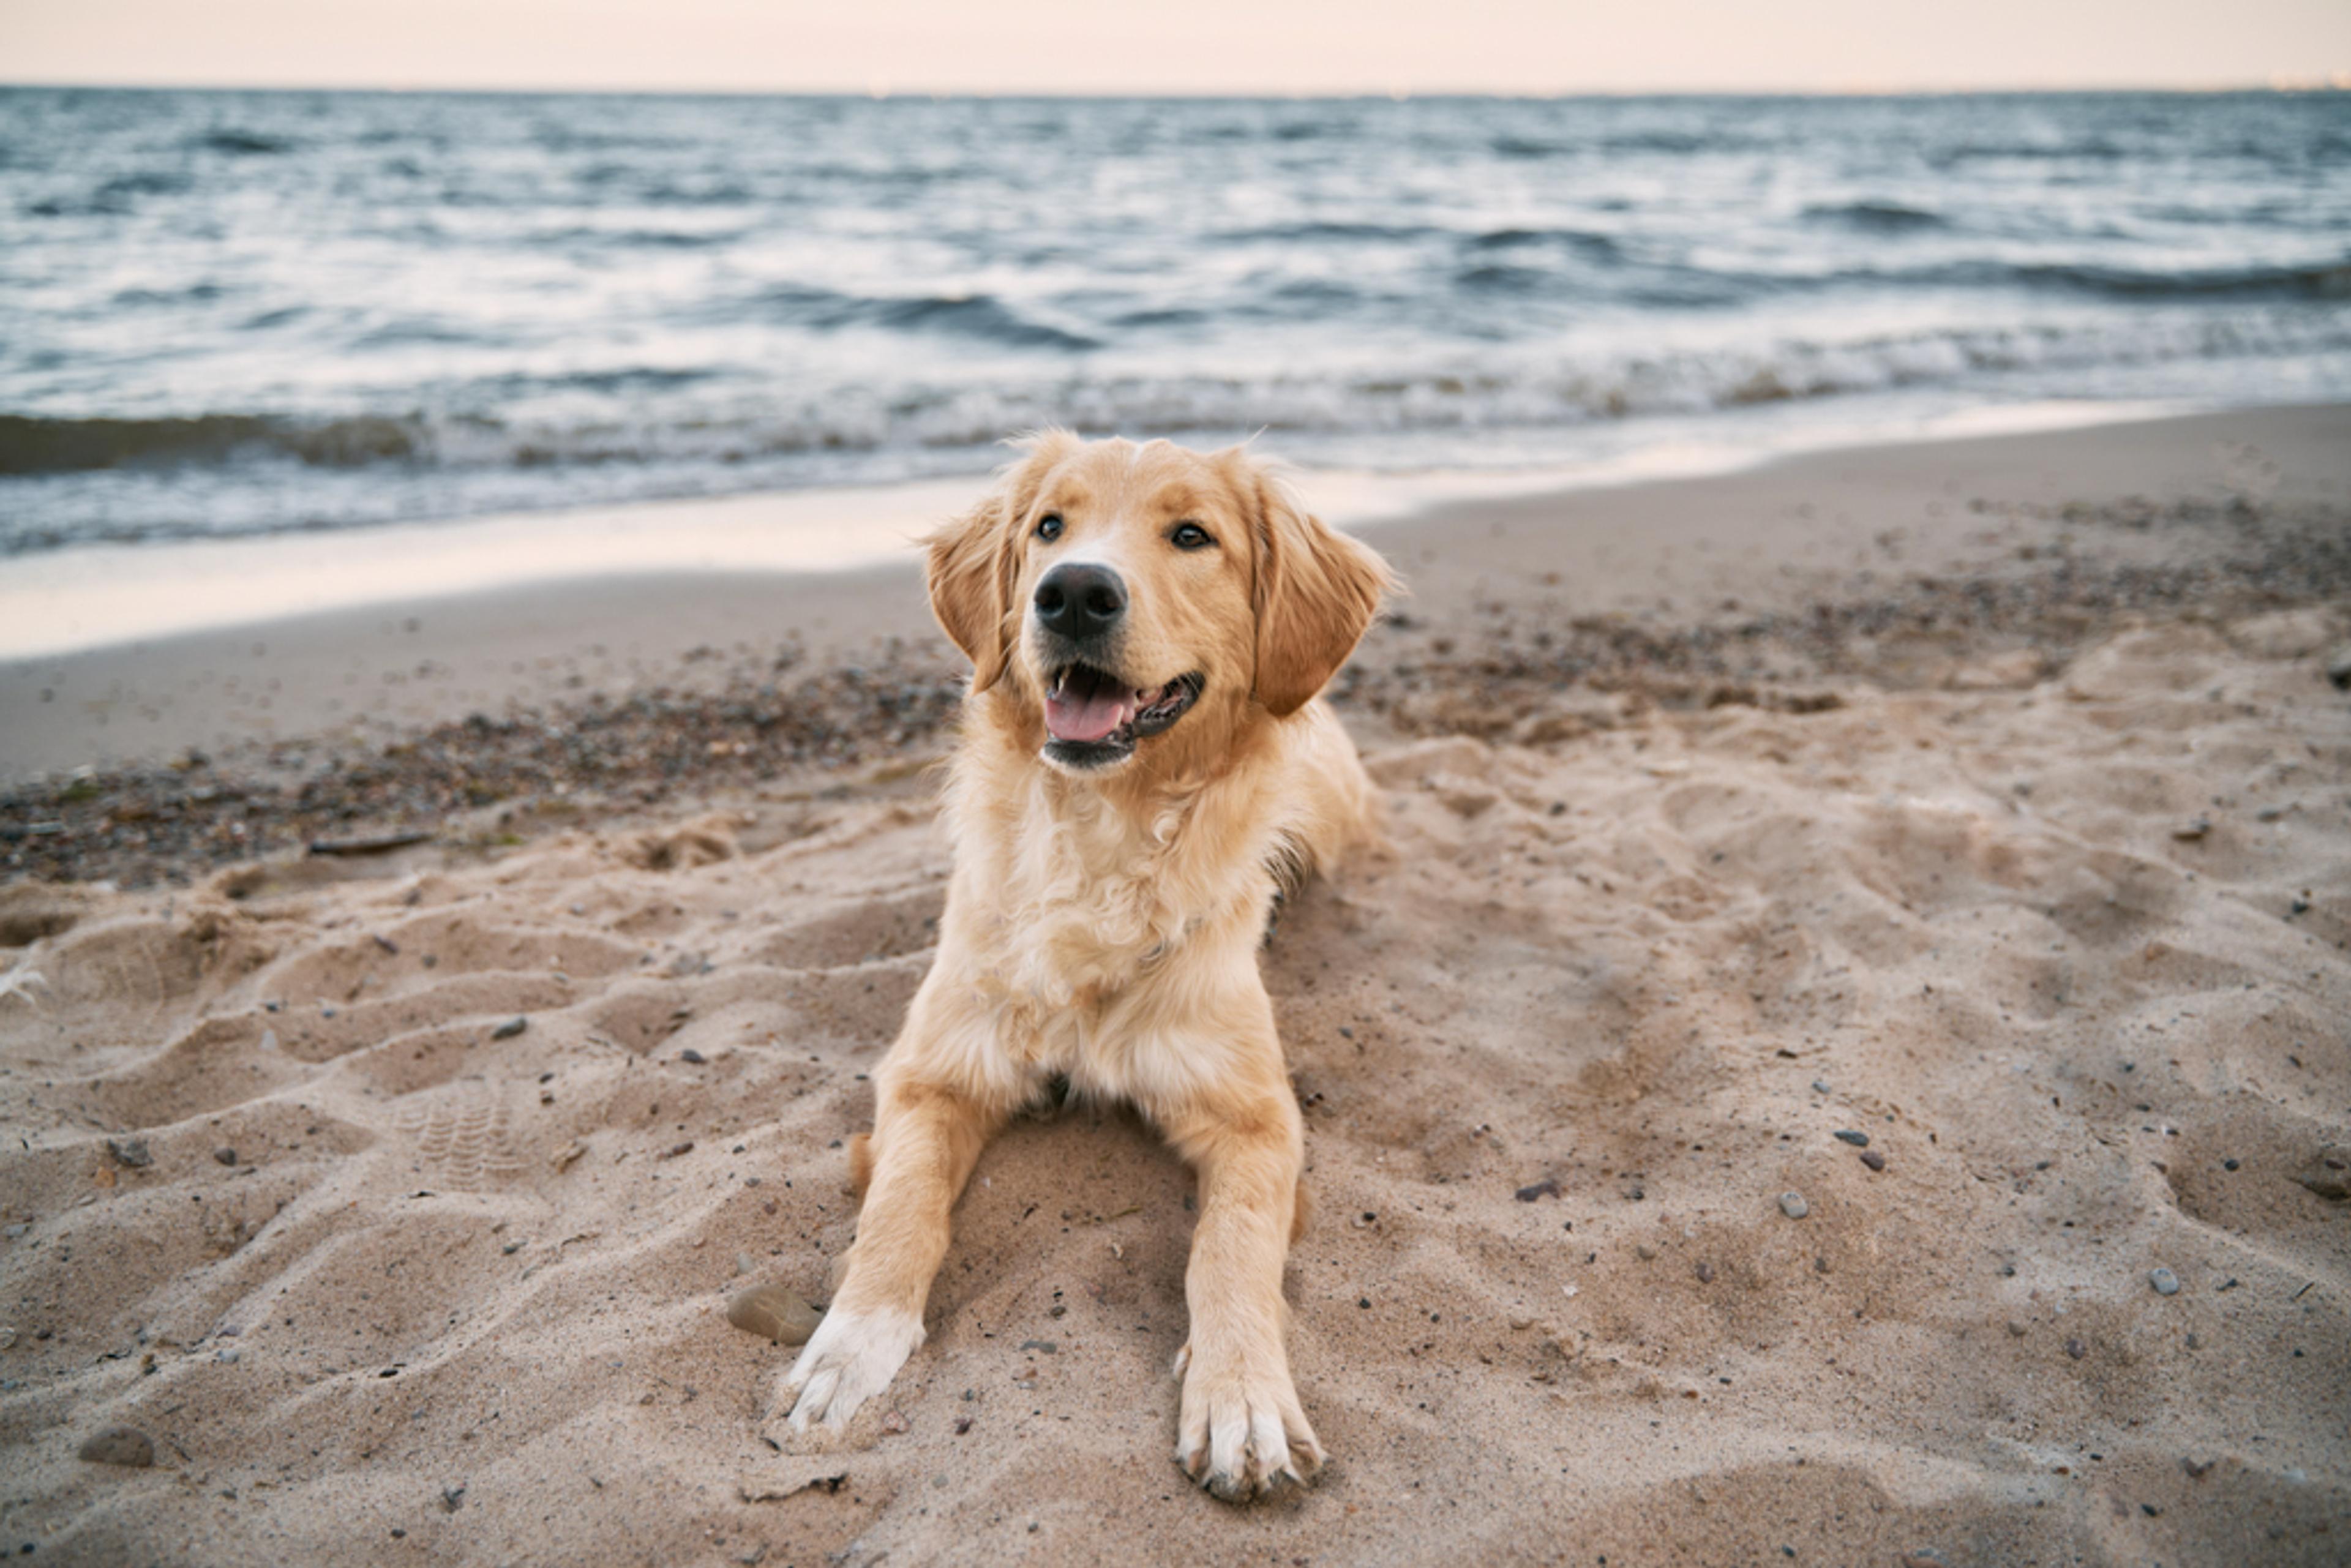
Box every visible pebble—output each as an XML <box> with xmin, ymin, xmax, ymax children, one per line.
<box><xmin>1778</xmin><ymin>1192</ymin><xmax>1810</xmax><ymax>1220</ymax></box>
<box><xmin>2149</xmin><ymin>1267</ymin><xmax>2180</xmax><ymax>1296</ymax></box>
<box><xmin>212</xmin><ymin>1147</ymin><xmax>238</xmax><ymax>1166</ymax></box>
<box><xmin>77</xmin><ymin>1426</ymin><xmax>156</xmax><ymax>1467</ymax></box>
<box><xmin>216</xmin><ymin>1347</ymin><xmax>240</xmax><ymax>1363</ymax></box>
<box><xmin>1811</xmin><ymin>1081</ymin><xmax>1832</xmax><ymax>1095</ymax></box>
<box><xmin>2326</xmin><ymin>644</ymin><xmax>2351</xmax><ymax>691</ymax></box>
<box><xmin>678</xmin><ymin>1049</ymin><xmax>707</xmax><ymax>1065</ymax></box>
<box><xmin>726</xmin><ymin>1285</ymin><xmax>822</xmax><ymax>1346</ymax></box>
<box><xmin>1832</xmin><ymin>1130</ymin><xmax>1869</xmax><ymax>1147</ymax></box>
<box><xmin>1514</xmin><ymin>1177</ymin><xmax>1559</xmax><ymax>1202</ymax></box>
<box><xmin>107</xmin><ymin>1138</ymin><xmax>152</xmax><ymax>1169</ymax></box>
<box><xmin>1860</xmin><ymin>1150</ymin><xmax>1886</xmax><ymax>1172</ymax></box>
<box><xmin>2064</xmin><ymin>1338</ymin><xmax>2088</xmax><ymax>1360</ymax></box>
<box><xmin>490</xmin><ymin>1016</ymin><xmax>528</xmax><ymax>1040</ymax></box>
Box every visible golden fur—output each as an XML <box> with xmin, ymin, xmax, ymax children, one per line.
<box><xmin>773</xmin><ymin>432</ymin><xmax>1392</xmax><ymax>1501</ymax></box>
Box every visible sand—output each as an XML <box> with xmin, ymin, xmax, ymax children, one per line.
<box><xmin>2</xmin><ymin>408</ymin><xmax>2349</xmax><ymax>1566</ymax></box>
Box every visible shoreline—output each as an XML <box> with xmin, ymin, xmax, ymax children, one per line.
<box><xmin>1</xmin><ymin>403</ymin><xmax>2340</xmax><ymax>786</ymax></box>
<box><xmin>2</xmin><ymin>402</ymin><xmax>2347</xmax><ymax>886</ymax></box>
<box><xmin>0</xmin><ymin>394</ymin><xmax>2202</xmax><ymax>666</ymax></box>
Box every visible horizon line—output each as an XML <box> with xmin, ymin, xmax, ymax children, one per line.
<box><xmin>4</xmin><ymin>76</ymin><xmax>2348</xmax><ymax>99</ymax></box>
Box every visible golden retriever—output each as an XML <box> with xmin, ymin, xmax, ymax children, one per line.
<box><xmin>771</xmin><ymin>431</ymin><xmax>1392</xmax><ymax>1500</ymax></box>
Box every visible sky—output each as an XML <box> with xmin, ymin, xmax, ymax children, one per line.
<box><xmin>2</xmin><ymin>0</ymin><xmax>2348</xmax><ymax>94</ymax></box>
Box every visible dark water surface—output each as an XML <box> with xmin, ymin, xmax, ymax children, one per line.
<box><xmin>3</xmin><ymin>88</ymin><xmax>2347</xmax><ymax>552</ymax></box>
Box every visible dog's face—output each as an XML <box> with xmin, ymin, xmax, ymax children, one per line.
<box><xmin>927</xmin><ymin>433</ymin><xmax>1390</xmax><ymax>775</ymax></box>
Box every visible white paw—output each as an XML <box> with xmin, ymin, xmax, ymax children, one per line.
<box><xmin>1174</xmin><ymin>1340</ymin><xmax>1325</xmax><ymax>1502</ymax></box>
<box><xmin>776</xmin><ymin>1307</ymin><xmax>924</xmax><ymax>1434</ymax></box>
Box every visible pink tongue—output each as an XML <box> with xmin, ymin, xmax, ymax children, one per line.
<box><xmin>1046</xmin><ymin>686</ymin><xmax>1135</xmax><ymax>743</ymax></box>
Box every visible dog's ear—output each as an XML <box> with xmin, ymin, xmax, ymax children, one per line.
<box><xmin>1247</xmin><ymin>465</ymin><xmax>1393</xmax><ymax>718</ymax></box>
<box><xmin>925</xmin><ymin>429</ymin><xmax>1076</xmax><ymax>691</ymax></box>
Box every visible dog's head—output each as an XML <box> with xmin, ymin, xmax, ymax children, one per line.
<box><xmin>926</xmin><ymin>432</ymin><xmax>1392</xmax><ymax>774</ymax></box>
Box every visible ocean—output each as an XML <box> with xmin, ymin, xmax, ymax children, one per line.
<box><xmin>3</xmin><ymin>87</ymin><xmax>2348</xmax><ymax>557</ymax></box>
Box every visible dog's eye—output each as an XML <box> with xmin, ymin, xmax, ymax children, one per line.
<box><xmin>1035</xmin><ymin>514</ymin><xmax>1064</xmax><ymax>542</ymax></box>
<box><xmin>1170</xmin><ymin>522</ymin><xmax>1214</xmax><ymax>551</ymax></box>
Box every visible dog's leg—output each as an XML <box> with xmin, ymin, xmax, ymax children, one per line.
<box><xmin>1164</xmin><ymin>1078</ymin><xmax>1325</xmax><ymax>1501</ymax></box>
<box><xmin>778</xmin><ymin>1076</ymin><xmax>1002</xmax><ymax>1433</ymax></box>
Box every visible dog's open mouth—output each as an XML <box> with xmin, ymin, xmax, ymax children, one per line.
<box><xmin>1043</xmin><ymin>664</ymin><xmax>1204</xmax><ymax>763</ymax></box>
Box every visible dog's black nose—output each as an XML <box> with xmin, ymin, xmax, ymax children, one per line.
<box><xmin>1033</xmin><ymin>562</ymin><xmax>1126</xmax><ymax>640</ymax></box>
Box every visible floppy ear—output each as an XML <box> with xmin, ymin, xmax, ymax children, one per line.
<box><xmin>1248</xmin><ymin>467</ymin><xmax>1394</xmax><ymax>718</ymax></box>
<box><xmin>924</xmin><ymin>429</ymin><xmax>1076</xmax><ymax>691</ymax></box>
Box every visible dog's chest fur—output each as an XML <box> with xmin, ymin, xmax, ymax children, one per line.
<box><xmin>951</xmin><ymin>762</ymin><xmax>1283</xmax><ymax>1082</ymax></box>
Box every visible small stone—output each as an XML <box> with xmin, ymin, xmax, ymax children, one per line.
<box><xmin>2182</xmin><ymin>1456</ymin><xmax>2214</xmax><ymax>1479</ymax></box>
<box><xmin>1514</xmin><ymin>1178</ymin><xmax>1559</xmax><ymax>1202</ymax></box>
<box><xmin>735</xmin><ymin>1251</ymin><xmax>755</xmax><ymax>1277</ymax></box>
<box><xmin>440</xmin><ymin>1484</ymin><xmax>465</xmax><ymax>1512</ymax></box>
<box><xmin>1019</xmin><ymin>1340</ymin><xmax>1058</xmax><ymax>1354</ymax></box>
<box><xmin>2149</xmin><ymin>1267</ymin><xmax>2180</xmax><ymax>1296</ymax></box>
<box><xmin>1832</xmin><ymin>1130</ymin><xmax>1869</xmax><ymax>1147</ymax></box>
<box><xmin>1508</xmin><ymin>1313</ymin><xmax>1535</xmax><ymax>1330</ymax></box>
<box><xmin>1811</xmin><ymin>1081</ymin><xmax>1832</xmax><ymax>1095</ymax></box>
<box><xmin>659</xmin><ymin>1141</ymin><xmax>694</xmax><ymax>1160</ymax></box>
<box><xmin>1634</xmin><ymin>1244</ymin><xmax>1657</xmax><ymax>1261</ymax></box>
<box><xmin>2005</xmin><ymin>1321</ymin><xmax>2027</xmax><ymax>1337</ymax></box>
<box><xmin>2064</xmin><ymin>1338</ymin><xmax>2087</xmax><ymax>1360</ymax></box>
<box><xmin>0</xmin><ymin>1327</ymin><xmax>14</xmax><ymax>1349</ymax></box>
<box><xmin>2171</xmin><ymin>817</ymin><xmax>2211</xmax><ymax>842</ymax></box>
<box><xmin>552</xmin><ymin>1141</ymin><xmax>587</xmax><ymax>1171</ymax></box>
<box><xmin>2293</xmin><ymin>1145</ymin><xmax>2350</xmax><ymax>1202</ymax></box>
<box><xmin>212</xmin><ymin>1148</ymin><xmax>237</xmax><ymax>1166</ymax></box>
<box><xmin>77</xmin><ymin>1426</ymin><xmax>156</xmax><ymax>1467</ymax></box>
<box><xmin>726</xmin><ymin>1285</ymin><xmax>822</xmax><ymax>1346</ymax></box>
<box><xmin>1778</xmin><ymin>1192</ymin><xmax>1810</xmax><ymax>1220</ymax></box>
<box><xmin>107</xmin><ymin>1139</ymin><xmax>152</xmax><ymax>1169</ymax></box>
<box><xmin>879</xmin><ymin>1409</ymin><xmax>910</xmax><ymax>1435</ymax></box>
<box><xmin>490</xmin><ymin>1016</ymin><xmax>528</xmax><ymax>1040</ymax></box>
<box><xmin>216</xmin><ymin>1347</ymin><xmax>239</xmax><ymax>1364</ymax></box>
<box><xmin>1860</xmin><ymin>1150</ymin><xmax>1886</xmax><ymax>1172</ymax></box>
<box><xmin>2325</xmin><ymin>645</ymin><xmax>2351</xmax><ymax>691</ymax></box>
<box><xmin>679</xmin><ymin>1049</ymin><xmax>707</xmax><ymax>1065</ymax></box>
<box><xmin>1694</xmin><ymin>1262</ymin><xmax>1714</xmax><ymax>1284</ymax></box>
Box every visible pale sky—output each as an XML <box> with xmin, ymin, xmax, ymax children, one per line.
<box><xmin>2</xmin><ymin>0</ymin><xmax>2347</xmax><ymax>94</ymax></box>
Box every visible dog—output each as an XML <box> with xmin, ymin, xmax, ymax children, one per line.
<box><xmin>772</xmin><ymin>431</ymin><xmax>1392</xmax><ymax>1501</ymax></box>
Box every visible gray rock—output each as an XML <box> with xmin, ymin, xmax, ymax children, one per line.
<box><xmin>726</xmin><ymin>1285</ymin><xmax>822</xmax><ymax>1346</ymax></box>
<box><xmin>1778</xmin><ymin>1191</ymin><xmax>1810</xmax><ymax>1220</ymax></box>
<box><xmin>2150</xmin><ymin>1267</ymin><xmax>2181</xmax><ymax>1296</ymax></box>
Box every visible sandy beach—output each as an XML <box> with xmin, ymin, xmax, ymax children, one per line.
<box><xmin>2</xmin><ymin>406</ymin><xmax>2348</xmax><ymax>1565</ymax></box>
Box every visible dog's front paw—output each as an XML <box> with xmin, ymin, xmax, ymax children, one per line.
<box><xmin>1172</xmin><ymin>1340</ymin><xmax>1325</xmax><ymax>1502</ymax></box>
<box><xmin>773</xmin><ymin>1307</ymin><xmax>924</xmax><ymax>1435</ymax></box>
